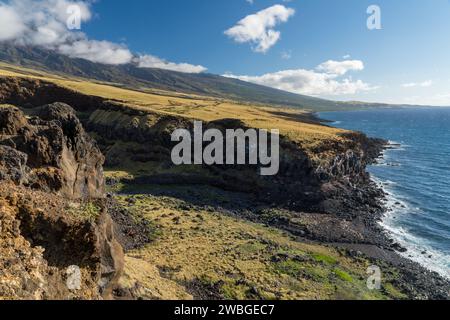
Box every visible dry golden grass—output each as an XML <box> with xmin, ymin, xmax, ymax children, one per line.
<box><xmin>0</xmin><ymin>63</ymin><xmax>347</xmax><ymax>150</ymax></box>
<box><xmin>116</xmin><ymin>192</ymin><xmax>393</xmax><ymax>300</ymax></box>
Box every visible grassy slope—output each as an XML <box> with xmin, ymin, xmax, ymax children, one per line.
<box><xmin>0</xmin><ymin>63</ymin><xmax>348</xmax><ymax>151</ymax></box>
<box><xmin>0</xmin><ymin>44</ymin><xmax>380</xmax><ymax>111</ymax></box>
<box><xmin>115</xmin><ymin>189</ymin><xmax>406</xmax><ymax>300</ymax></box>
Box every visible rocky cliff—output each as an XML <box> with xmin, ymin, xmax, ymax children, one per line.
<box><xmin>86</xmin><ymin>106</ymin><xmax>386</xmax><ymax>214</ymax></box>
<box><xmin>0</xmin><ymin>103</ymin><xmax>123</xmax><ymax>299</ymax></box>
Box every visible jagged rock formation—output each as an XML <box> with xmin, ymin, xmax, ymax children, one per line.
<box><xmin>0</xmin><ymin>103</ymin><xmax>123</xmax><ymax>300</ymax></box>
<box><xmin>0</xmin><ymin>103</ymin><xmax>104</xmax><ymax>199</ymax></box>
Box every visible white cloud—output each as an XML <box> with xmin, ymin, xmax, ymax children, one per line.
<box><xmin>400</xmin><ymin>92</ymin><xmax>450</xmax><ymax>106</ymax></box>
<box><xmin>59</xmin><ymin>40</ymin><xmax>133</xmax><ymax>65</ymax></box>
<box><xmin>224</xmin><ymin>60</ymin><xmax>376</xmax><ymax>96</ymax></box>
<box><xmin>401</xmin><ymin>80</ymin><xmax>433</xmax><ymax>88</ymax></box>
<box><xmin>0</xmin><ymin>0</ymin><xmax>132</xmax><ymax>65</ymax></box>
<box><xmin>0</xmin><ymin>4</ymin><xmax>26</xmax><ymax>41</ymax></box>
<box><xmin>225</xmin><ymin>4</ymin><xmax>295</xmax><ymax>53</ymax></box>
<box><xmin>316</xmin><ymin>60</ymin><xmax>364</xmax><ymax>76</ymax></box>
<box><xmin>0</xmin><ymin>0</ymin><xmax>206</xmax><ymax>72</ymax></box>
<box><xmin>136</xmin><ymin>55</ymin><xmax>207</xmax><ymax>74</ymax></box>
<box><xmin>4</xmin><ymin>0</ymin><xmax>92</xmax><ymax>46</ymax></box>
<box><xmin>430</xmin><ymin>93</ymin><xmax>450</xmax><ymax>105</ymax></box>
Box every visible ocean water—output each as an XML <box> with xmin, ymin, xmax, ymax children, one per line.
<box><xmin>319</xmin><ymin>108</ymin><xmax>450</xmax><ymax>279</ymax></box>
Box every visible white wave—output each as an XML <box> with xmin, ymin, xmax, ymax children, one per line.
<box><xmin>377</xmin><ymin>180</ymin><xmax>450</xmax><ymax>279</ymax></box>
<box><xmin>386</xmin><ymin>140</ymin><xmax>409</xmax><ymax>150</ymax></box>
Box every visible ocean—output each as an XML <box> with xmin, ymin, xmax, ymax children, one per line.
<box><xmin>319</xmin><ymin>107</ymin><xmax>450</xmax><ymax>279</ymax></box>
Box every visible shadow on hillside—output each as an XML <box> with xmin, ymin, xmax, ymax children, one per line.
<box><xmin>117</xmin><ymin>182</ymin><xmax>259</xmax><ymax>212</ymax></box>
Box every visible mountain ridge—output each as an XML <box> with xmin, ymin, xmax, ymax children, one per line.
<box><xmin>0</xmin><ymin>43</ymin><xmax>392</xmax><ymax>111</ymax></box>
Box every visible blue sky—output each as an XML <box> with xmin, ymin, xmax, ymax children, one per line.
<box><xmin>1</xmin><ymin>0</ymin><xmax>450</xmax><ymax>105</ymax></box>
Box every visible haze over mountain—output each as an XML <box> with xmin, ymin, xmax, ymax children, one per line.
<box><xmin>0</xmin><ymin>44</ymin><xmax>390</xmax><ymax>111</ymax></box>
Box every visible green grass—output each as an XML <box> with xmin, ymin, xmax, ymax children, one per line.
<box><xmin>68</xmin><ymin>202</ymin><xmax>102</xmax><ymax>223</ymax></box>
<box><xmin>312</xmin><ymin>253</ymin><xmax>338</xmax><ymax>265</ymax></box>
<box><xmin>114</xmin><ymin>188</ymin><xmax>408</xmax><ymax>300</ymax></box>
<box><xmin>334</xmin><ymin>268</ymin><xmax>354</xmax><ymax>282</ymax></box>
<box><xmin>383</xmin><ymin>283</ymin><xmax>408</xmax><ymax>300</ymax></box>
<box><xmin>273</xmin><ymin>260</ymin><xmax>304</xmax><ymax>278</ymax></box>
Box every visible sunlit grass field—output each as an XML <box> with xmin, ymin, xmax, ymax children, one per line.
<box><xmin>116</xmin><ymin>191</ymin><xmax>405</xmax><ymax>300</ymax></box>
<box><xmin>0</xmin><ymin>62</ymin><xmax>347</xmax><ymax>152</ymax></box>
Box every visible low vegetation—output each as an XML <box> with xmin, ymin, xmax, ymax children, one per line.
<box><xmin>116</xmin><ymin>189</ymin><xmax>406</xmax><ymax>300</ymax></box>
<box><xmin>67</xmin><ymin>201</ymin><xmax>102</xmax><ymax>223</ymax></box>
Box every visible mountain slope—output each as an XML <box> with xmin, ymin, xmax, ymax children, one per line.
<box><xmin>0</xmin><ymin>44</ymin><xmax>384</xmax><ymax>111</ymax></box>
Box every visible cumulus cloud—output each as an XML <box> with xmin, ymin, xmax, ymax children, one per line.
<box><xmin>401</xmin><ymin>80</ymin><xmax>433</xmax><ymax>88</ymax></box>
<box><xmin>59</xmin><ymin>40</ymin><xmax>133</xmax><ymax>65</ymax></box>
<box><xmin>136</xmin><ymin>55</ymin><xmax>207</xmax><ymax>73</ymax></box>
<box><xmin>0</xmin><ymin>0</ymin><xmax>133</xmax><ymax>65</ymax></box>
<box><xmin>0</xmin><ymin>4</ymin><xmax>26</xmax><ymax>41</ymax></box>
<box><xmin>0</xmin><ymin>0</ymin><xmax>206</xmax><ymax>72</ymax></box>
<box><xmin>225</xmin><ymin>4</ymin><xmax>295</xmax><ymax>53</ymax></box>
<box><xmin>1</xmin><ymin>0</ymin><xmax>91</xmax><ymax>45</ymax></box>
<box><xmin>224</xmin><ymin>60</ymin><xmax>376</xmax><ymax>96</ymax></box>
<box><xmin>317</xmin><ymin>60</ymin><xmax>364</xmax><ymax>76</ymax></box>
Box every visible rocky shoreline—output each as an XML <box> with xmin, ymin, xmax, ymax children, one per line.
<box><xmin>314</xmin><ymin>122</ymin><xmax>450</xmax><ymax>299</ymax></box>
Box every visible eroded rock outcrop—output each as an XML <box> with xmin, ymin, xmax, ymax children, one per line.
<box><xmin>0</xmin><ymin>103</ymin><xmax>123</xmax><ymax>300</ymax></box>
<box><xmin>0</xmin><ymin>103</ymin><xmax>105</xmax><ymax>199</ymax></box>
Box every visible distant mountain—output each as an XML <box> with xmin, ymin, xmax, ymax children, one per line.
<box><xmin>0</xmin><ymin>44</ymin><xmax>388</xmax><ymax>111</ymax></box>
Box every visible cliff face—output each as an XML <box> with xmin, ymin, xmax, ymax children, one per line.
<box><xmin>86</xmin><ymin>106</ymin><xmax>385</xmax><ymax>214</ymax></box>
<box><xmin>0</xmin><ymin>103</ymin><xmax>123</xmax><ymax>300</ymax></box>
<box><xmin>0</xmin><ymin>77</ymin><xmax>105</xmax><ymax>112</ymax></box>
<box><xmin>0</xmin><ymin>76</ymin><xmax>385</xmax><ymax>224</ymax></box>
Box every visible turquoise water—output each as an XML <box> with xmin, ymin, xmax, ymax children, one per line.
<box><xmin>320</xmin><ymin>108</ymin><xmax>450</xmax><ymax>279</ymax></box>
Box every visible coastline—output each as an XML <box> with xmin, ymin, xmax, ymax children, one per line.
<box><xmin>316</xmin><ymin>112</ymin><xmax>450</xmax><ymax>297</ymax></box>
<box><xmin>372</xmin><ymin>144</ymin><xmax>450</xmax><ymax>280</ymax></box>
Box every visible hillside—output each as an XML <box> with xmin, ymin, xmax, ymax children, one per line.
<box><xmin>0</xmin><ymin>44</ymin><xmax>387</xmax><ymax>111</ymax></box>
<box><xmin>0</xmin><ymin>63</ymin><xmax>347</xmax><ymax>153</ymax></box>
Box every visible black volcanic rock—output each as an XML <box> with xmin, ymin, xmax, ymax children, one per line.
<box><xmin>0</xmin><ymin>145</ymin><xmax>28</xmax><ymax>183</ymax></box>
